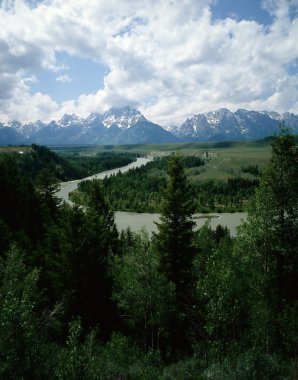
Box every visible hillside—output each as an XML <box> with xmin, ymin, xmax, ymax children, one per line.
<box><xmin>0</xmin><ymin>144</ymin><xmax>137</xmax><ymax>182</ymax></box>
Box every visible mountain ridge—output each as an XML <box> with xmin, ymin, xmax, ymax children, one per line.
<box><xmin>168</xmin><ymin>108</ymin><xmax>298</xmax><ymax>141</ymax></box>
<box><xmin>1</xmin><ymin>107</ymin><xmax>297</xmax><ymax>145</ymax></box>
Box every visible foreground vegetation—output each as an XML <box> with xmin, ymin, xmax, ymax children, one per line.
<box><xmin>0</xmin><ymin>127</ymin><xmax>297</xmax><ymax>379</ymax></box>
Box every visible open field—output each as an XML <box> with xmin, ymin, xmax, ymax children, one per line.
<box><xmin>51</xmin><ymin>139</ymin><xmax>272</xmax><ymax>181</ymax></box>
<box><xmin>0</xmin><ymin>140</ymin><xmax>272</xmax><ymax>182</ymax></box>
<box><xmin>50</xmin><ymin>138</ymin><xmax>272</xmax><ymax>154</ymax></box>
<box><xmin>194</xmin><ymin>145</ymin><xmax>270</xmax><ymax>180</ymax></box>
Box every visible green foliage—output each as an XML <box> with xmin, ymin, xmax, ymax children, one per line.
<box><xmin>200</xmin><ymin>350</ymin><xmax>291</xmax><ymax>380</ymax></box>
<box><xmin>235</xmin><ymin>124</ymin><xmax>298</xmax><ymax>356</ymax></box>
<box><xmin>18</xmin><ymin>144</ymin><xmax>84</xmax><ymax>181</ymax></box>
<box><xmin>72</xmin><ymin>155</ymin><xmax>205</xmax><ymax>212</ymax></box>
<box><xmin>54</xmin><ymin>318</ymin><xmax>85</xmax><ymax>379</ymax></box>
<box><xmin>0</xmin><ymin>153</ymin><xmax>42</xmax><ymax>252</ymax></box>
<box><xmin>36</xmin><ymin>168</ymin><xmax>62</xmax><ymax>221</ymax></box>
<box><xmin>72</xmin><ymin>155</ymin><xmax>259</xmax><ymax>213</ymax></box>
<box><xmin>241</xmin><ymin>164</ymin><xmax>262</xmax><ymax>176</ymax></box>
<box><xmin>0</xmin><ymin>128</ymin><xmax>296</xmax><ymax>378</ymax></box>
<box><xmin>194</xmin><ymin>223</ymin><xmax>247</xmax><ymax>354</ymax></box>
<box><xmin>194</xmin><ymin>177</ymin><xmax>259</xmax><ymax>212</ymax></box>
<box><xmin>93</xmin><ymin>333</ymin><xmax>162</xmax><ymax>379</ymax></box>
<box><xmin>69</xmin><ymin>181</ymin><xmax>119</xmax><ymax>334</ymax></box>
<box><xmin>62</xmin><ymin>151</ymin><xmax>138</xmax><ymax>177</ymax></box>
<box><xmin>1</xmin><ymin>144</ymin><xmax>138</xmax><ymax>185</ymax></box>
<box><xmin>0</xmin><ymin>247</ymin><xmax>44</xmax><ymax>378</ymax></box>
<box><xmin>74</xmin><ymin>156</ymin><xmax>169</xmax><ymax>212</ymax></box>
<box><xmin>154</xmin><ymin>154</ymin><xmax>197</xmax><ymax>356</ymax></box>
<box><xmin>111</xmin><ymin>230</ymin><xmax>174</xmax><ymax>350</ymax></box>
<box><xmin>155</xmin><ymin>154</ymin><xmax>196</xmax><ymax>290</ymax></box>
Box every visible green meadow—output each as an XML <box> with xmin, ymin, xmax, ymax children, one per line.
<box><xmin>52</xmin><ymin>139</ymin><xmax>272</xmax><ymax>181</ymax></box>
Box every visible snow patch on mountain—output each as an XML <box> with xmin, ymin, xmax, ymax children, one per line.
<box><xmin>1</xmin><ymin>107</ymin><xmax>297</xmax><ymax>145</ymax></box>
<box><xmin>101</xmin><ymin>106</ymin><xmax>145</xmax><ymax>129</ymax></box>
<box><xmin>167</xmin><ymin>109</ymin><xmax>298</xmax><ymax>141</ymax></box>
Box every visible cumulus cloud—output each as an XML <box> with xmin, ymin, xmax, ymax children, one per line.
<box><xmin>0</xmin><ymin>0</ymin><xmax>297</xmax><ymax>125</ymax></box>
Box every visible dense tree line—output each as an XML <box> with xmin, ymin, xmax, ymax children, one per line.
<box><xmin>61</xmin><ymin>151</ymin><xmax>139</xmax><ymax>177</ymax></box>
<box><xmin>195</xmin><ymin>177</ymin><xmax>259</xmax><ymax>212</ymax></box>
<box><xmin>241</xmin><ymin>164</ymin><xmax>262</xmax><ymax>176</ymax></box>
<box><xmin>72</xmin><ymin>155</ymin><xmax>259</xmax><ymax>212</ymax></box>
<box><xmin>9</xmin><ymin>144</ymin><xmax>138</xmax><ymax>183</ymax></box>
<box><xmin>0</xmin><ymin>126</ymin><xmax>297</xmax><ymax>378</ymax></box>
<box><xmin>15</xmin><ymin>144</ymin><xmax>84</xmax><ymax>181</ymax></box>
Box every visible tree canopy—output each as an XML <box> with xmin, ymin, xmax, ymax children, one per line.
<box><xmin>0</xmin><ymin>133</ymin><xmax>297</xmax><ymax>378</ymax></box>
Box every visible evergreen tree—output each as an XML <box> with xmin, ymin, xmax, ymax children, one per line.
<box><xmin>0</xmin><ymin>248</ymin><xmax>47</xmax><ymax>378</ymax></box>
<box><xmin>111</xmin><ymin>229</ymin><xmax>174</xmax><ymax>351</ymax></box>
<box><xmin>36</xmin><ymin>168</ymin><xmax>61</xmax><ymax>222</ymax></box>
<box><xmin>0</xmin><ymin>154</ymin><xmax>42</xmax><ymax>249</ymax></box>
<box><xmin>72</xmin><ymin>180</ymin><xmax>119</xmax><ymax>336</ymax></box>
<box><xmin>154</xmin><ymin>154</ymin><xmax>196</xmax><ymax>356</ymax></box>
<box><xmin>236</xmin><ymin>124</ymin><xmax>298</xmax><ymax>356</ymax></box>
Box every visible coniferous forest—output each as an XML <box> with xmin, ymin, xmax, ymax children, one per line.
<box><xmin>0</xmin><ymin>126</ymin><xmax>297</xmax><ymax>379</ymax></box>
<box><xmin>70</xmin><ymin>155</ymin><xmax>259</xmax><ymax>213</ymax></box>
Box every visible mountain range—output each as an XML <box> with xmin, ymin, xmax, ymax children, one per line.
<box><xmin>1</xmin><ymin>106</ymin><xmax>297</xmax><ymax>145</ymax></box>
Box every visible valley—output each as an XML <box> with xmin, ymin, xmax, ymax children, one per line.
<box><xmin>55</xmin><ymin>152</ymin><xmax>247</xmax><ymax>235</ymax></box>
<box><xmin>57</xmin><ymin>139</ymin><xmax>269</xmax><ymax>214</ymax></box>
<box><xmin>0</xmin><ymin>129</ymin><xmax>297</xmax><ymax>378</ymax></box>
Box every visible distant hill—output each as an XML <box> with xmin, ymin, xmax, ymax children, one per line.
<box><xmin>0</xmin><ymin>144</ymin><xmax>139</xmax><ymax>182</ymax></box>
<box><xmin>1</xmin><ymin>107</ymin><xmax>297</xmax><ymax>145</ymax></box>
<box><xmin>14</xmin><ymin>144</ymin><xmax>85</xmax><ymax>181</ymax></box>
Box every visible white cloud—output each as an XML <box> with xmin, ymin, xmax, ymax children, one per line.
<box><xmin>56</xmin><ymin>74</ymin><xmax>72</xmax><ymax>82</ymax></box>
<box><xmin>0</xmin><ymin>0</ymin><xmax>297</xmax><ymax>125</ymax></box>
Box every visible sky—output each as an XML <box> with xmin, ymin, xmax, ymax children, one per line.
<box><xmin>0</xmin><ymin>0</ymin><xmax>298</xmax><ymax>126</ymax></box>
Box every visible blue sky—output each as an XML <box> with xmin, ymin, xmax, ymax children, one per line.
<box><xmin>30</xmin><ymin>53</ymin><xmax>108</xmax><ymax>103</ymax></box>
<box><xmin>0</xmin><ymin>0</ymin><xmax>298</xmax><ymax>125</ymax></box>
<box><xmin>211</xmin><ymin>0</ymin><xmax>274</xmax><ymax>24</ymax></box>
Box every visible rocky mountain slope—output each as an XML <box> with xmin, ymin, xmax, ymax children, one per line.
<box><xmin>168</xmin><ymin>108</ymin><xmax>298</xmax><ymax>141</ymax></box>
<box><xmin>1</xmin><ymin>107</ymin><xmax>297</xmax><ymax>145</ymax></box>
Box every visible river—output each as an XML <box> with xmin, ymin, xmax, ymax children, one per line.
<box><xmin>57</xmin><ymin>157</ymin><xmax>246</xmax><ymax>236</ymax></box>
<box><xmin>57</xmin><ymin>157</ymin><xmax>152</xmax><ymax>205</ymax></box>
<box><xmin>115</xmin><ymin>211</ymin><xmax>246</xmax><ymax>237</ymax></box>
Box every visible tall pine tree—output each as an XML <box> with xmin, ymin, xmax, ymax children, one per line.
<box><xmin>154</xmin><ymin>154</ymin><xmax>196</xmax><ymax>356</ymax></box>
<box><xmin>236</xmin><ymin>124</ymin><xmax>298</xmax><ymax>356</ymax></box>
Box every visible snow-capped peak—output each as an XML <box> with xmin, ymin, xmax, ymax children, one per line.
<box><xmin>58</xmin><ymin>114</ymin><xmax>84</xmax><ymax>127</ymax></box>
<box><xmin>205</xmin><ymin>108</ymin><xmax>234</xmax><ymax>126</ymax></box>
<box><xmin>6</xmin><ymin>120</ymin><xmax>22</xmax><ymax>129</ymax></box>
<box><xmin>101</xmin><ymin>106</ymin><xmax>145</xmax><ymax>129</ymax></box>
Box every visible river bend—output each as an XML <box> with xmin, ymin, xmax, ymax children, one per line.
<box><xmin>57</xmin><ymin>157</ymin><xmax>246</xmax><ymax>236</ymax></box>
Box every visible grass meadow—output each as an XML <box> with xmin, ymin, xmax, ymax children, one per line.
<box><xmin>51</xmin><ymin>139</ymin><xmax>272</xmax><ymax>181</ymax></box>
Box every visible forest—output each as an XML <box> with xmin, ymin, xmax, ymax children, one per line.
<box><xmin>71</xmin><ymin>155</ymin><xmax>259</xmax><ymax>213</ymax></box>
<box><xmin>0</xmin><ymin>126</ymin><xmax>297</xmax><ymax>379</ymax></box>
<box><xmin>6</xmin><ymin>144</ymin><xmax>138</xmax><ymax>182</ymax></box>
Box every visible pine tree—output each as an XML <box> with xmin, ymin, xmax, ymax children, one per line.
<box><xmin>236</xmin><ymin>124</ymin><xmax>298</xmax><ymax>356</ymax></box>
<box><xmin>111</xmin><ymin>229</ymin><xmax>174</xmax><ymax>350</ymax></box>
<box><xmin>0</xmin><ymin>247</ymin><xmax>45</xmax><ymax>378</ymax></box>
<box><xmin>73</xmin><ymin>180</ymin><xmax>119</xmax><ymax>337</ymax></box>
<box><xmin>154</xmin><ymin>154</ymin><xmax>196</xmax><ymax>356</ymax></box>
<box><xmin>36</xmin><ymin>168</ymin><xmax>61</xmax><ymax>222</ymax></box>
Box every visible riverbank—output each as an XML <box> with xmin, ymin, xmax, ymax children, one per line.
<box><xmin>57</xmin><ymin>157</ymin><xmax>152</xmax><ymax>204</ymax></box>
<box><xmin>57</xmin><ymin>157</ymin><xmax>246</xmax><ymax>236</ymax></box>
